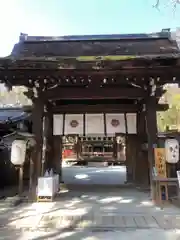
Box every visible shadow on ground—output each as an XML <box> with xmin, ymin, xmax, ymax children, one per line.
<box><xmin>0</xmin><ymin>187</ymin><xmax>180</xmax><ymax>239</ymax></box>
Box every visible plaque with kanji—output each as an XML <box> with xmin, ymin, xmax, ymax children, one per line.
<box><xmin>154</xmin><ymin>148</ymin><xmax>166</xmax><ymax>178</ymax></box>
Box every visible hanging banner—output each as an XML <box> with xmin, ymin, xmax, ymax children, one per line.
<box><xmin>85</xmin><ymin>114</ymin><xmax>104</xmax><ymax>135</ymax></box>
<box><xmin>165</xmin><ymin>138</ymin><xmax>179</xmax><ymax>164</ymax></box>
<box><xmin>64</xmin><ymin>114</ymin><xmax>83</xmax><ymax>135</ymax></box>
<box><xmin>53</xmin><ymin>114</ymin><xmax>63</xmax><ymax>135</ymax></box>
<box><xmin>126</xmin><ymin>113</ymin><xmax>137</xmax><ymax>134</ymax></box>
<box><xmin>154</xmin><ymin>148</ymin><xmax>166</xmax><ymax>178</ymax></box>
<box><xmin>106</xmin><ymin>114</ymin><xmax>125</xmax><ymax>135</ymax></box>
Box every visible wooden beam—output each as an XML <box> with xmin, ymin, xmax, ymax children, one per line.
<box><xmin>52</xmin><ymin>103</ymin><xmax>168</xmax><ymax>113</ymax></box>
<box><xmin>0</xmin><ymin>65</ymin><xmax>180</xmax><ymax>82</ymax></box>
<box><xmin>45</xmin><ymin>87</ymin><xmax>145</xmax><ymax>100</ymax></box>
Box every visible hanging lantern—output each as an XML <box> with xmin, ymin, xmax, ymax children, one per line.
<box><xmin>11</xmin><ymin>140</ymin><xmax>27</xmax><ymax>165</ymax></box>
<box><xmin>165</xmin><ymin>138</ymin><xmax>179</xmax><ymax>164</ymax></box>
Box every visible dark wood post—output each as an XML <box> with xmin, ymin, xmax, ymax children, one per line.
<box><xmin>135</xmin><ymin>109</ymin><xmax>149</xmax><ymax>186</ymax></box>
<box><xmin>126</xmin><ymin>135</ymin><xmax>137</xmax><ymax>183</ymax></box>
<box><xmin>145</xmin><ymin>96</ymin><xmax>158</xmax><ymax>198</ymax></box>
<box><xmin>113</xmin><ymin>136</ymin><xmax>117</xmax><ymax>160</ymax></box>
<box><xmin>53</xmin><ymin>136</ymin><xmax>62</xmax><ymax>181</ymax></box>
<box><xmin>30</xmin><ymin>98</ymin><xmax>44</xmax><ymax>200</ymax></box>
<box><xmin>44</xmin><ymin>104</ymin><xmax>53</xmax><ymax>171</ymax></box>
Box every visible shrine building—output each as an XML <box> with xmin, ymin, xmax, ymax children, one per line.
<box><xmin>0</xmin><ymin>31</ymin><xmax>180</xmax><ymax>197</ymax></box>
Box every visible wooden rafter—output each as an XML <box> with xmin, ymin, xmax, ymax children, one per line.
<box><xmin>0</xmin><ymin>65</ymin><xmax>179</xmax><ymax>87</ymax></box>
<box><xmin>52</xmin><ymin>103</ymin><xmax>168</xmax><ymax>113</ymax></box>
<box><xmin>43</xmin><ymin>87</ymin><xmax>145</xmax><ymax>100</ymax></box>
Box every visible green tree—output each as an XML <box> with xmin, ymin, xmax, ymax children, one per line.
<box><xmin>0</xmin><ymin>85</ymin><xmax>31</xmax><ymax>107</ymax></box>
<box><xmin>157</xmin><ymin>86</ymin><xmax>180</xmax><ymax>131</ymax></box>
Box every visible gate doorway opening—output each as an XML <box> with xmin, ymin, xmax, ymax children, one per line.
<box><xmin>61</xmin><ymin>134</ymin><xmax>127</xmax><ymax>186</ymax></box>
<box><xmin>62</xmin><ymin>134</ymin><xmax>126</xmax><ymax>166</ymax></box>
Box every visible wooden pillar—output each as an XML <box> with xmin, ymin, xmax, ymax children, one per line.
<box><xmin>75</xmin><ymin>136</ymin><xmax>81</xmax><ymax>159</ymax></box>
<box><xmin>125</xmin><ymin>112</ymin><xmax>135</xmax><ymax>183</ymax></box>
<box><xmin>113</xmin><ymin>137</ymin><xmax>117</xmax><ymax>159</ymax></box>
<box><xmin>126</xmin><ymin>135</ymin><xmax>137</xmax><ymax>183</ymax></box>
<box><xmin>53</xmin><ymin>136</ymin><xmax>62</xmax><ymax>181</ymax></box>
<box><xmin>145</xmin><ymin>97</ymin><xmax>158</xmax><ymax>197</ymax></box>
<box><xmin>30</xmin><ymin>98</ymin><xmax>44</xmax><ymax>200</ymax></box>
<box><xmin>135</xmin><ymin>109</ymin><xmax>149</xmax><ymax>186</ymax></box>
<box><xmin>44</xmin><ymin>105</ymin><xmax>53</xmax><ymax>171</ymax></box>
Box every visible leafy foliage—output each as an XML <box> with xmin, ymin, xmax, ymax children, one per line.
<box><xmin>0</xmin><ymin>85</ymin><xmax>31</xmax><ymax>107</ymax></box>
<box><xmin>157</xmin><ymin>85</ymin><xmax>180</xmax><ymax>132</ymax></box>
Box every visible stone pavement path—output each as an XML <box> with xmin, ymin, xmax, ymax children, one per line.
<box><xmin>5</xmin><ymin>213</ymin><xmax>180</xmax><ymax>231</ymax></box>
<box><xmin>1</xmin><ymin>228</ymin><xmax>180</xmax><ymax>240</ymax></box>
<box><xmin>1</xmin><ymin>188</ymin><xmax>180</xmax><ymax>239</ymax></box>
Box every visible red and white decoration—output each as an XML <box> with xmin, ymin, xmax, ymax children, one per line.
<box><xmin>126</xmin><ymin>113</ymin><xmax>137</xmax><ymax>134</ymax></box>
<box><xmin>64</xmin><ymin>114</ymin><xmax>83</xmax><ymax>135</ymax></box>
<box><xmin>53</xmin><ymin>114</ymin><xmax>63</xmax><ymax>135</ymax></box>
<box><xmin>106</xmin><ymin>114</ymin><xmax>126</xmax><ymax>134</ymax></box>
<box><xmin>85</xmin><ymin>114</ymin><xmax>104</xmax><ymax>135</ymax></box>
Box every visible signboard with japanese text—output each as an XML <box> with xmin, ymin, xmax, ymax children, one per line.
<box><xmin>154</xmin><ymin>148</ymin><xmax>166</xmax><ymax>178</ymax></box>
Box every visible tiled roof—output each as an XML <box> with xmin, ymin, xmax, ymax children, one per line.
<box><xmin>10</xmin><ymin>31</ymin><xmax>180</xmax><ymax>60</ymax></box>
<box><xmin>0</xmin><ymin>108</ymin><xmax>30</xmax><ymax>124</ymax></box>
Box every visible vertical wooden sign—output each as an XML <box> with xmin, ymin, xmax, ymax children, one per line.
<box><xmin>154</xmin><ymin>148</ymin><xmax>166</xmax><ymax>178</ymax></box>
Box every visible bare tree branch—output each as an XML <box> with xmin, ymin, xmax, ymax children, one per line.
<box><xmin>154</xmin><ymin>0</ymin><xmax>180</xmax><ymax>8</ymax></box>
<box><xmin>153</xmin><ymin>0</ymin><xmax>160</xmax><ymax>8</ymax></box>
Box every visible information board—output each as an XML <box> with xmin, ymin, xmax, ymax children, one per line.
<box><xmin>154</xmin><ymin>148</ymin><xmax>166</xmax><ymax>178</ymax></box>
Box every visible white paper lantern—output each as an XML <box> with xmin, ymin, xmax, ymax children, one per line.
<box><xmin>165</xmin><ymin>138</ymin><xmax>179</xmax><ymax>164</ymax></box>
<box><xmin>11</xmin><ymin>140</ymin><xmax>27</xmax><ymax>165</ymax></box>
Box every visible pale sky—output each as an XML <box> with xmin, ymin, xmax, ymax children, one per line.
<box><xmin>0</xmin><ymin>0</ymin><xmax>180</xmax><ymax>57</ymax></box>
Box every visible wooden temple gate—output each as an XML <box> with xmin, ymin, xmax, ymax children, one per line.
<box><xmin>0</xmin><ymin>32</ymin><xmax>180</xmax><ymax>199</ymax></box>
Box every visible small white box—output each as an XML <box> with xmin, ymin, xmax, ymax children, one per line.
<box><xmin>37</xmin><ymin>177</ymin><xmax>55</xmax><ymax>197</ymax></box>
<box><xmin>54</xmin><ymin>174</ymin><xmax>59</xmax><ymax>192</ymax></box>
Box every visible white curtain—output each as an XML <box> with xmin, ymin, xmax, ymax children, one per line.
<box><xmin>64</xmin><ymin>114</ymin><xmax>83</xmax><ymax>135</ymax></box>
<box><xmin>53</xmin><ymin>114</ymin><xmax>63</xmax><ymax>135</ymax></box>
<box><xmin>126</xmin><ymin>113</ymin><xmax>137</xmax><ymax>134</ymax></box>
<box><xmin>106</xmin><ymin>113</ymin><xmax>126</xmax><ymax>135</ymax></box>
<box><xmin>85</xmin><ymin>114</ymin><xmax>104</xmax><ymax>135</ymax></box>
